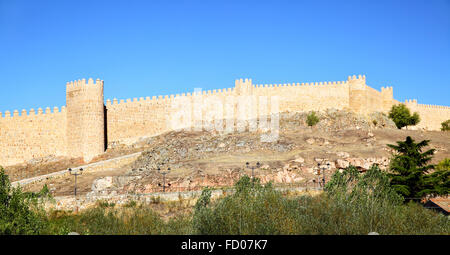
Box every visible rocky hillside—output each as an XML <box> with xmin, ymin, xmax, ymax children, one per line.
<box><xmin>86</xmin><ymin>110</ymin><xmax>448</xmax><ymax>196</ymax></box>
<box><xmin>19</xmin><ymin>109</ymin><xmax>450</xmax><ymax>197</ymax></box>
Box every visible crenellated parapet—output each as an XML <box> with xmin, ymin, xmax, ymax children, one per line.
<box><xmin>252</xmin><ymin>79</ymin><xmax>349</xmax><ymax>89</ymax></box>
<box><xmin>0</xmin><ymin>106</ymin><xmax>66</xmax><ymax>119</ymax></box>
<box><xmin>105</xmin><ymin>86</ymin><xmax>235</xmax><ymax>110</ymax></box>
<box><xmin>404</xmin><ymin>99</ymin><xmax>418</xmax><ymax>106</ymax></box>
<box><xmin>66</xmin><ymin>78</ymin><xmax>103</xmax><ymax>92</ymax></box>
<box><xmin>348</xmin><ymin>74</ymin><xmax>366</xmax><ymax>90</ymax></box>
<box><xmin>1</xmin><ymin>74</ymin><xmax>450</xmax><ymax>167</ymax></box>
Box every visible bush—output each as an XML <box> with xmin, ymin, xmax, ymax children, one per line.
<box><xmin>441</xmin><ymin>120</ymin><xmax>450</xmax><ymax>131</ymax></box>
<box><xmin>436</xmin><ymin>158</ymin><xmax>450</xmax><ymax>171</ymax></box>
<box><xmin>0</xmin><ymin>167</ymin><xmax>49</xmax><ymax>234</ymax></box>
<box><xmin>388</xmin><ymin>104</ymin><xmax>420</xmax><ymax>129</ymax></box>
<box><xmin>191</xmin><ymin>174</ymin><xmax>449</xmax><ymax>235</ymax></box>
<box><xmin>43</xmin><ymin>205</ymin><xmax>191</xmax><ymax>235</ymax></box>
<box><xmin>34</xmin><ymin>174</ymin><xmax>450</xmax><ymax>235</ymax></box>
<box><xmin>306</xmin><ymin>111</ymin><xmax>320</xmax><ymax>127</ymax></box>
<box><xmin>193</xmin><ymin>176</ymin><xmax>297</xmax><ymax>234</ymax></box>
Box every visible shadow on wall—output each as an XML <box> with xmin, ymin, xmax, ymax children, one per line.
<box><xmin>104</xmin><ymin>104</ymin><xmax>108</xmax><ymax>151</ymax></box>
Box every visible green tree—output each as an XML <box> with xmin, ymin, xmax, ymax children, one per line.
<box><xmin>425</xmin><ymin>158</ymin><xmax>450</xmax><ymax>196</ymax></box>
<box><xmin>387</xmin><ymin>136</ymin><xmax>448</xmax><ymax>201</ymax></box>
<box><xmin>441</xmin><ymin>119</ymin><xmax>450</xmax><ymax>131</ymax></box>
<box><xmin>306</xmin><ymin>111</ymin><xmax>320</xmax><ymax>127</ymax></box>
<box><xmin>0</xmin><ymin>167</ymin><xmax>49</xmax><ymax>234</ymax></box>
<box><xmin>388</xmin><ymin>104</ymin><xmax>421</xmax><ymax>129</ymax></box>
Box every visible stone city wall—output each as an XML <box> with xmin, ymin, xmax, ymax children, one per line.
<box><xmin>1</xmin><ymin>74</ymin><xmax>449</xmax><ymax>167</ymax></box>
<box><xmin>0</xmin><ymin>107</ymin><xmax>67</xmax><ymax>166</ymax></box>
<box><xmin>404</xmin><ymin>99</ymin><xmax>450</xmax><ymax>130</ymax></box>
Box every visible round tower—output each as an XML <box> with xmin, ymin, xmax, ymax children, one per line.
<box><xmin>66</xmin><ymin>78</ymin><xmax>105</xmax><ymax>163</ymax></box>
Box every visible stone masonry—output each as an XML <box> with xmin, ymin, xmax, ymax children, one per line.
<box><xmin>1</xmin><ymin>74</ymin><xmax>449</xmax><ymax>167</ymax></box>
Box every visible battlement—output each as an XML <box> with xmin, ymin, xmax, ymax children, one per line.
<box><xmin>0</xmin><ymin>106</ymin><xmax>66</xmax><ymax>119</ymax></box>
<box><xmin>66</xmin><ymin>78</ymin><xmax>103</xmax><ymax>92</ymax></box>
<box><xmin>404</xmin><ymin>99</ymin><xmax>418</xmax><ymax>105</ymax></box>
<box><xmin>253</xmin><ymin>79</ymin><xmax>349</xmax><ymax>88</ymax></box>
<box><xmin>348</xmin><ymin>74</ymin><xmax>366</xmax><ymax>82</ymax></box>
<box><xmin>105</xmin><ymin>87</ymin><xmax>236</xmax><ymax>108</ymax></box>
<box><xmin>415</xmin><ymin>103</ymin><xmax>450</xmax><ymax>110</ymax></box>
<box><xmin>1</xmin><ymin>74</ymin><xmax>450</xmax><ymax>167</ymax></box>
<box><xmin>402</xmin><ymin>99</ymin><xmax>450</xmax><ymax>109</ymax></box>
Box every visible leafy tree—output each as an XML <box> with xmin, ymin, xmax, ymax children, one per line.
<box><xmin>441</xmin><ymin>119</ymin><xmax>450</xmax><ymax>131</ymax></box>
<box><xmin>306</xmin><ymin>111</ymin><xmax>320</xmax><ymax>127</ymax></box>
<box><xmin>387</xmin><ymin>136</ymin><xmax>448</xmax><ymax>201</ymax></box>
<box><xmin>388</xmin><ymin>104</ymin><xmax>421</xmax><ymax>129</ymax></box>
<box><xmin>409</xmin><ymin>112</ymin><xmax>420</xmax><ymax>127</ymax></box>
<box><xmin>0</xmin><ymin>167</ymin><xmax>49</xmax><ymax>234</ymax></box>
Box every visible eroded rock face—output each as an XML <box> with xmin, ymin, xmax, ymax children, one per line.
<box><xmin>91</xmin><ymin>176</ymin><xmax>114</xmax><ymax>192</ymax></box>
<box><xmin>80</xmin><ymin>109</ymin><xmax>399</xmax><ymax>196</ymax></box>
<box><xmin>89</xmin><ymin>153</ymin><xmax>392</xmax><ymax>196</ymax></box>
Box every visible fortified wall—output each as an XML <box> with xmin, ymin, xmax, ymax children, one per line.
<box><xmin>1</xmin><ymin>75</ymin><xmax>449</xmax><ymax>167</ymax></box>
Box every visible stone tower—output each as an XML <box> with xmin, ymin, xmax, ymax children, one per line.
<box><xmin>66</xmin><ymin>78</ymin><xmax>105</xmax><ymax>163</ymax></box>
<box><xmin>381</xmin><ymin>86</ymin><xmax>394</xmax><ymax>112</ymax></box>
<box><xmin>234</xmin><ymin>78</ymin><xmax>253</xmax><ymax>96</ymax></box>
<box><xmin>348</xmin><ymin>75</ymin><xmax>367</xmax><ymax>114</ymax></box>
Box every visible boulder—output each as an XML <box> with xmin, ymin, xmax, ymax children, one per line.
<box><xmin>337</xmin><ymin>152</ymin><xmax>350</xmax><ymax>158</ymax></box>
<box><xmin>293</xmin><ymin>156</ymin><xmax>305</xmax><ymax>163</ymax></box>
<box><xmin>91</xmin><ymin>176</ymin><xmax>114</xmax><ymax>192</ymax></box>
<box><xmin>336</xmin><ymin>159</ymin><xmax>350</xmax><ymax>169</ymax></box>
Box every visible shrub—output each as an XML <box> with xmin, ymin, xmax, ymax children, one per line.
<box><xmin>97</xmin><ymin>200</ymin><xmax>116</xmax><ymax>208</ymax></box>
<box><xmin>123</xmin><ymin>200</ymin><xmax>137</xmax><ymax>208</ymax></box>
<box><xmin>192</xmin><ymin>173</ymin><xmax>449</xmax><ymax>235</ymax></box>
<box><xmin>436</xmin><ymin>158</ymin><xmax>450</xmax><ymax>171</ymax></box>
<box><xmin>38</xmin><ymin>174</ymin><xmax>450</xmax><ymax>235</ymax></box>
<box><xmin>43</xmin><ymin>204</ymin><xmax>192</xmax><ymax>235</ymax></box>
<box><xmin>441</xmin><ymin>120</ymin><xmax>450</xmax><ymax>131</ymax></box>
<box><xmin>0</xmin><ymin>167</ymin><xmax>49</xmax><ymax>234</ymax></box>
<box><xmin>306</xmin><ymin>111</ymin><xmax>320</xmax><ymax>127</ymax></box>
<box><xmin>193</xmin><ymin>176</ymin><xmax>294</xmax><ymax>234</ymax></box>
<box><xmin>388</xmin><ymin>104</ymin><xmax>420</xmax><ymax>129</ymax></box>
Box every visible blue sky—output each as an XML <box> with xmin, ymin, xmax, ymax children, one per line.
<box><xmin>0</xmin><ymin>0</ymin><xmax>449</xmax><ymax>113</ymax></box>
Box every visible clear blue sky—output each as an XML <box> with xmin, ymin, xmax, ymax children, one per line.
<box><xmin>1</xmin><ymin>0</ymin><xmax>449</xmax><ymax>113</ymax></box>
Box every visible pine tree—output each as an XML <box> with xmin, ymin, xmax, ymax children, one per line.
<box><xmin>387</xmin><ymin>136</ymin><xmax>448</xmax><ymax>201</ymax></box>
